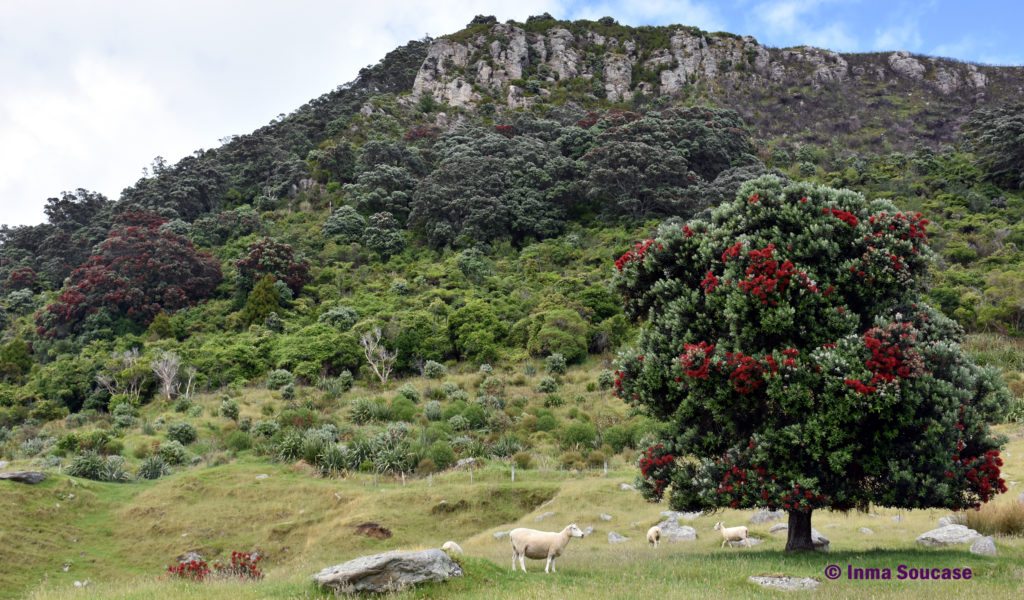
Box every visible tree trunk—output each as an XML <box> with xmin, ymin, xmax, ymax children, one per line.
<box><xmin>785</xmin><ymin>510</ymin><xmax>815</xmax><ymax>552</ymax></box>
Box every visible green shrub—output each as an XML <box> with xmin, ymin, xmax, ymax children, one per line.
<box><xmin>391</xmin><ymin>396</ymin><xmax>418</xmax><ymax>422</ymax></box>
<box><xmin>426</xmin><ymin>441</ymin><xmax>456</xmax><ymax>470</ymax></box>
<box><xmin>561</xmin><ymin>422</ymin><xmax>597</xmax><ymax>448</ymax></box>
<box><xmin>545</xmin><ymin>353</ymin><xmax>567</xmax><ymax>374</ymax></box>
<box><xmin>276</xmin><ymin>430</ymin><xmax>303</xmax><ymax>461</ymax></box>
<box><xmin>158</xmin><ymin>441</ymin><xmax>189</xmax><ymax>465</ymax></box>
<box><xmin>67</xmin><ymin>452</ymin><xmax>129</xmax><ymax>482</ymax></box>
<box><xmin>536</xmin><ymin>376</ymin><xmax>558</xmax><ymax>393</ymax></box>
<box><xmin>513</xmin><ymin>451</ymin><xmax>533</xmax><ymax>469</ymax></box>
<box><xmin>558</xmin><ymin>450</ymin><xmax>585</xmax><ymax>470</ymax></box>
<box><xmin>543</xmin><ymin>394</ymin><xmax>565</xmax><ymax>408</ymax></box>
<box><xmin>267</xmin><ymin>369</ymin><xmax>295</xmax><ymax>390</ymax></box>
<box><xmin>602</xmin><ymin>424</ymin><xmax>634</xmax><ymax>453</ymax></box>
<box><xmin>423</xmin><ymin>360</ymin><xmax>447</xmax><ymax>379</ymax></box>
<box><xmin>492</xmin><ymin>435</ymin><xmax>523</xmax><ymax>458</ymax></box>
<box><xmin>112</xmin><ymin>402</ymin><xmax>137</xmax><ymax>429</ymax></box>
<box><xmin>478</xmin><ymin>375</ymin><xmax>505</xmax><ymax>397</ymax></box>
<box><xmin>586</xmin><ymin>450</ymin><xmax>607</xmax><ymax>468</ymax></box>
<box><xmin>277</xmin><ymin>407</ymin><xmax>317</xmax><ymax>429</ymax></box>
<box><xmin>317</xmin><ymin>443</ymin><xmax>350</xmax><ymax>475</ymax></box>
<box><xmin>253</xmin><ymin>420</ymin><xmax>280</xmax><ymax>437</ymax></box>
<box><xmin>462</xmin><ymin>404</ymin><xmax>487</xmax><ymax>429</ymax></box>
<box><xmin>281</xmin><ymin>382</ymin><xmax>295</xmax><ymax>400</ymax></box>
<box><xmin>167</xmin><ymin>422</ymin><xmax>197</xmax><ymax>445</ymax></box>
<box><xmin>424</xmin><ymin>400</ymin><xmax>443</xmax><ymax>421</ymax></box>
<box><xmin>226</xmin><ymin>430</ymin><xmax>252</xmax><ymax>451</ymax></box>
<box><xmin>448</xmin><ymin>414</ymin><xmax>470</xmax><ymax>431</ymax></box>
<box><xmin>597</xmin><ymin>370</ymin><xmax>615</xmax><ymax>390</ymax></box>
<box><xmin>416</xmin><ymin>457</ymin><xmax>438</xmax><ymax>474</ymax></box>
<box><xmin>535</xmin><ymin>414</ymin><xmax>558</xmax><ymax>432</ymax></box>
<box><xmin>137</xmin><ymin>455</ymin><xmax>170</xmax><ymax>480</ymax></box>
<box><xmin>397</xmin><ymin>383</ymin><xmax>420</xmax><ymax>403</ymax></box>
<box><xmin>220</xmin><ymin>399</ymin><xmax>240</xmax><ymax>421</ymax></box>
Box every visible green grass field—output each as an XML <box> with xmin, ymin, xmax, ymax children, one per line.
<box><xmin>4</xmin><ymin>424</ymin><xmax>1022</xmax><ymax>599</ymax></box>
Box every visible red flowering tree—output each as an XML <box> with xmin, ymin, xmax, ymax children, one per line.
<box><xmin>615</xmin><ymin>175</ymin><xmax>1010</xmax><ymax>551</ymax></box>
<box><xmin>38</xmin><ymin>212</ymin><xmax>222</xmax><ymax>338</ymax></box>
<box><xmin>235</xmin><ymin>238</ymin><xmax>310</xmax><ymax>295</ymax></box>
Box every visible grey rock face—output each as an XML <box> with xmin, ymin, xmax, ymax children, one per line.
<box><xmin>313</xmin><ymin>549</ymin><xmax>463</xmax><ymax>594</ymax></box>
<box><xmin>0</xmin><ymin>471</ymin><xmax>46</xmax><ymax>484</ymax></box>
<box><xmin>726</xmin><ymin>537</ymin><xmax>763</xmax><ymax>547</ymax></box>
<box><xmin>916</xmin><ymin>524</ymin><xmax>982</xmax><ymax>547</ymax></box>
<box><xmin>811</xmin><ymin>528</ymin><xmax>830</xmax><ymax>552</ymax></box>
<box><xmin>969</xmin><ymin>536</ymin><xmax>997</xmax><ymax>557</ymax></box>
<box><xmin>889</xmin><ymin>51</ymin><xmax>925</xmax><ymax>80</ymax></box>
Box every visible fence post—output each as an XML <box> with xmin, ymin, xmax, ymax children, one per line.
<box><xmin>511</xmin><ymin>464</ymin><xmax>516</xmax><ymax>482</ymax></box>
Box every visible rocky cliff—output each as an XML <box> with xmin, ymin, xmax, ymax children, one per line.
<box><xmin>407</xmin><ymin>18</ymin><xmax>1024</xmax><ymax>148</ymax></box>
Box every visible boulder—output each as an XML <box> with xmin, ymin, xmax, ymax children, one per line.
<box><xmin>660</xmin><ymin>510</ymin><xmax>701</xmax><ymax>521</ymax></box>
<box><xmin>175</xmin><ymin>551</ymin><xmax>204</xmax><ymax>563</ymax></box>
<box><xmin>655</xmin><ymin>519</ymin><xmax>697</xmax><ymax>542</ymax></box>
<box><xmin>255</xmin><ymin>474</ymin><xmax>269</xmax><ymax>480</ymax></box>
<box><xmin>749</xmin><ymin>509</ymin><xmax>785</xmax><ymax>524</ymax></box>
<box><xmin>0</xmin><ymin>471</ymin><xmax>46</xmax><ymax>484</ymax></box>
<box><xmin>607</xmin><ymin>532</ymin><xmax>629</xmax><ymax>544</ymax></box>
<box><xmin>440</xmin><ymin>541</ymin><xmax>463</xmax><ymax>555</ymax></box>
<box><xmin>492</xmin><ymin>531</ymin><xmax>509</xmax><ymax>540</ymax></box>
<box><xmin>768</xmin><ymin>523</ymin><xmax>788</xmax><ymax>534</ymax></box>
<box><xmin>749</xmin><ymin>576</ymin><xmax>820</xmax><ymax>591</ymax></box>
<box><xmin>811</xmin><ymin>529</ymin><xmax>830</xmax><ymax>552</ymax></box>
<box><xmin>535</xmin><ymin>511</ymin><xmax>556</xmax><ymax>522</ymax></box>
<box><xmin>455</xmin><ymin>457</ymin><xmax>478</xmax><ymax>469</ymax></box>
<box><xmin>618</xmin><ymin>483</ymin><xmax>636</xmax><ymax>491</ymax></box>
<box><xmin>581</xmin><ymin>526</ymin><xmax>594</xmax><ymax>536</ymax></box>
<box><xmin>314</xmin><ymin>549</ymin><xmax>463</xmax><ymax>594</ymax></box>
<box><xmin>859</xmin><ymin>527</ymin><xmax>874</xmax><ymax>535</ymax></box>
<box><xmin>726</xmin><ymin>537</ymin><xmax>763</xmax><ymax>547</ymax></box>
<box><xmin>970</xmin><ymin>536</ymin><xmax>997</xmax><ymax>557</ymax></box>
<box><xmin>916</xmin><ymin>524</ymin><xmax>982</xmax><ymax>547</ymax></box>
<box><xmin>599</xmin><ymin>513</ymin><xmax>613</xmax><ymax>521</ymax></box>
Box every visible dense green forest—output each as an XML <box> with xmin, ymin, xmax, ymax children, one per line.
<box><xmin>1</xmin><ymin>15</ymin><xmax>1023</xmax><ymax>473</ymax></box>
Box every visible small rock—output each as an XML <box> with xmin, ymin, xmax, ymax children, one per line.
<box><xmin>313</xmin><ymin>549</ymin><xmax>463</xmax><ymax>593</ymax></box>
<box><xmin>811</xmin><ymin>529</ymin><xmax>830</xmax><ymax>552</ymax></box>
<box><xmin>970</xmin><ymin>536</ymin><xmax>996</xmax><ymax>556</ymax></box>
<box><xmin>618</xmin><ymin>483</ymin><xmax>636</xmax><ymax>491</ymax></box>
<box><xmin>599</xmin><ymin>513</ymin><xmax>613</xmax><ymax>521</ymax></box>
<box><xmin>0</xmin><ymin>471</ymin><xmax>47</xmax><ymax>484</ymax></box>
<box><xmin>535</xmin><ymin>511</ymin><xmax>556</xmax><ymax>522</ymax></box>
<box><xmin>0</xmin><ymin>460</ymin><xmax>7</xmax><ymax>469</ymax></box>
<box><xmin>727</xmin><ymin>537</ymin><xmax>764</xmax><ymax>547</ymax></box>
<box><xmin>859</xmin><ymin>527</ymin><xmax>874</xmax><ymax>535</ymax></box>
<box><xmin>891</xmin><ymin>515</ymin><xmax>903</xmax><ymax>523</ymax></box>
<box><xmin>768</xmin><ymin>523</ymin><xmax>788</xmax><ymax>534</ymax></box>
<box><xmin>455</xmin><ymin>457</ymin><xmax>478</xmax><ymax>469</ymax></box>
<box><xmin>73</xmin><ymin>580</ymin><xmax>89</xmax><ymax>588</ymax></box>
<box><xmin>581</xmin><ymin>526</ymin><xmax>594</xmax><ymax>536</ymax></box>
<box><xmin>749</xmin><ymin>509</ymin><xmax>785</xmax><ymax>524</ymax></box>
<box><xmin>608</xmin><ymin>532</ymin><xmax>629</xmax><ymax>544</ymax></box>
<box><xmin>176</xmin><ymin>551</ymin><xmax>204</xmax><ymax>563</ymax></box>
<box><xmin>655</xmin><ymin>520</ymin><xmax>698</xmax><ymax>542</ymax></box>
<box><xmin>493</xmin><ymin>531</ymin><xmax>509</xmax><ymax>540</ymax></box>
<box><xmin>62</xmin><ymin>563</ymin><xmax>71</xmax><ymax>572</ymax></box>
<box><xmin>255</xmin><ymin>474</ymin><xmax>269</xmax><ymax>480</ymax></box>
<box><xmin>749</xmin><ymin>576</ymin><xmax>820</xmax><ymax>591</ymax></box>
<box><xmin>440</xmin><ymin>541</ymin><xmax>463</xmax><ymax>555</ymax></box>
<box><xmin>660</xmin><ymin>510</ymin><xmax>701</xmax><ymax>521</ymax></box>
<box><xmin>916</xmin><ymin>524</ymin><xmax>982</xmax><ymax>547</ymax></box>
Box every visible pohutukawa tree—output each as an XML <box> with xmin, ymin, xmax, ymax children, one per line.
<box><xmin>614</xmin><ymin>175</ymin><xmax>1010</xmax><ymax>551</ymax></box>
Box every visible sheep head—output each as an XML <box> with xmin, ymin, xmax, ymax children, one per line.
<box><xmin>566</xmin><ymin>523</ymin><xmax>585</xmax><ymax>538</ymax></box>
<box><xmin>713</xmin><ymin>521</ymin><xmax>723</xmax><ymax>531</ymax></box>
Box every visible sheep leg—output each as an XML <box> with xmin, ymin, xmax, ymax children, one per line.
<box><xmin>511</xmin><ymin>552</ymin><xmax>517</xmax><ymax>572</ymax></box>
<box><xmin>545</xmin><ymin>556</ymin><xmax>551</xmax><ymax>574</ymax></box>
<box><xmin>721</xmin><ymin>539</ymin><xmax>728</xmax><ymax>548</ymax></box>
<box><xmin>551</xmin><ymin>557</ymin><xmax>557</xmax><ymax>573</ymax></box>
<box><xmin>519</xmin><ymin>554</ymin><xmax>527</xmax><ymax>573</ymax></box>
<box><xmin>745</xmin><ymin>537</ymin><xmax>751</xmax><ymax>548</ymax></box>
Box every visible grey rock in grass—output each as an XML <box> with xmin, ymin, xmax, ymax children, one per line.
<box><xmin>916</xmin><ymin>524</ymin><xmax>982</xmax><ymax>547</ymax></box>
<box><xmin>0</xmin><ymin>460</ymin><xmax>8</xmax><ymax>469</ymax></box>
<box><xmin>811</xmin><ymin>529</ymin><xmax>830</xmax><ymax>552</ymax></box>
<box><xmin>618</xmin><ymin>483</ymin><xmax>636</xmax><ymax>491</ymax></box>
<box><xmin>599</xmin><ymin>513</ymin><xmax>613</xmax><ymax>521</ymax></box>
<box><xmin>608</xmin><ymin>532</ymin><xmax>629</xmax><ymax>544</ymax></box>
<box><xmin>749</xmin><ymin>576</ymin><xmax>820</xmax><ymax>591</ymax></box>
<box><xmin>891</xmin><ymin>515</ymin><xmax>903</xmax><ymax>523</ymax></box>
<box><xmin>581</xmin><ymin>526</ymin><xmax>594</xmax><ymax>536</ymax></box>
<box><xmin>492</xmin><ymin>531</ymin><xmax>509</xmax><ymax>540</ymax></box>
<box><xmin>314</xmin><ymin>549</ymin><xmax>462</xmax><ymax>594</ymax></box>
<box><xmin>749</xmin><ymin>509</ymin><xmax>785</xmax><ymax>524</ymax></box>
<box><xmin>255</xmin><ymin>474</ymin><xmax>269</xmax><ymax>480</ymax></box>
<box><xmin>655</xmin><ymin>519</ymin><xmax>697</xmax><ymax>542</ymax></box>
<box><xmin>726</xmin><ymin>537</ymin><xmax>763</xmax><ymax>547</ymax></box>
<box><xmin>768</xmin><ymin>523</ymin><xmax>788</xmax><ymax>534</ymax></box>
<box><xmin>535</xmin><ymin>511</ymin><xmax>556</xmax><ymax>522</ymax></box>
<box><xmin>0</xmin><ymin>471</ymin><xmax>46</xmax><ymax>484</ymax></box>
<box><xmin>661</xmin><ymin>510</ymin><xmax>701</xmax><ymax>521</ymax></box>
<box><xmin>970</xmin><ymin>536</ymin><xmax>997</xmax><ymax>557</ymax></box>
<box><xmin>859</xmin><ymin>527</ymin><xmax>874</xmax><ymax>535</ymax></box>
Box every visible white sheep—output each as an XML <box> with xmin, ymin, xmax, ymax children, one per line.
<box><xmin>714</xmin><ymin>521</ymin><xmax>751</xmax><ymax>548</ymax></box>
<box><xmin>647</xmin><ymin>525</ymin><xmax>662</xmax><ymax>548</ymax></box>
<box><xmin>441</xmin><ymin>540</ymin><xmax>463</xmax><ymax>555</ymax></box>
<box><xmin>509</xmin><ymin>523</ymin><xmax>585</xmax><ymax>573</ymax></box>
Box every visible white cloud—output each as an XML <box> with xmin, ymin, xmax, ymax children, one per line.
<box><xmin>872</xmin><ymin>22</ymin><xmax>923</xmax><ymax>51</ymax></box>
<box><xmin>749</xmin><ymin>0</ymin><xmax>858</xmax><ymax>51</ymax></box>
<box><xmin>0</xmin><ymin>0</ymin><xmax>567</xmax><ymax>227</ymax></box>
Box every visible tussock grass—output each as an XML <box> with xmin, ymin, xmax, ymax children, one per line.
<box><xmin>966</xmin><ymin>499</ymin><xmax>1024</xmax><ymax>536</ymax></box>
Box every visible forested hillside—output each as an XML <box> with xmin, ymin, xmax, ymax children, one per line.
<box><xmin>1</xmin><ymin>14</ymin><xmax>1023</xmax><ymax>466</ymax></box>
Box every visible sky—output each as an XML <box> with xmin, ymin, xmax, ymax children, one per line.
<box><xmin>1</xmin><ymin>0</ymin><xmax>1022</xmax><ymax>227</ymax></box>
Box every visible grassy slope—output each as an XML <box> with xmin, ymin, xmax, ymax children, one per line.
<box><xmin>4</xmin><ymin>423</ymin><xmax>1021</xmax><ymax>600</ymax></box>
